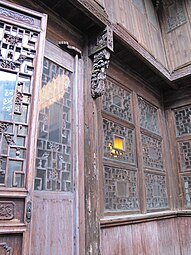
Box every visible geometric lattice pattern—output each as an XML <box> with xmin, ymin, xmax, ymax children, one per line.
<box><xmin>184</xmin><ymin>176</ymin><xmax>191</xmax><ymax>208</ymax></box>
<box><xmin>138</xmin><ymin>97</ymin><xmax>160</xmax><ymax>134</ymax></box>
<box><xmin>103</xmin><ymin>119</ymin><xmax>136</xmax><ymax>164</ymax></box>
<box><xmin>104</xmin><ymin>166</ymin><xmax>139</xmax><ymax>211</ymax></box>
<box><xmin>0</xmin><ymin>20</ymin><xmax>39</xmax><ymax>188</ymax></box>
<box><xmin>142</xmin><ymin>134</ymin><xmax>163</xmax><ymax>170</ymax></box>
<box><xmin>102</xmin><ymin>80</ymin><xmax>133</xmax><ymax>123</ymax></box>
<box><xmin>174</xmin><ymin>106</ymin><xmax>191</xmax><ymax>137</ymax></box>
<box><xmin>178</xmin><ymin>141</ymin><xmax>191</xmax><ymax>171</ymax></box>
<box><xmin>35</xmin><ymin>58</ymin><xmax>72</xmax><ymax>192</ymax></box>
<box><xmin>145</xmin><ymin>173</ymin><xmax>168</xmax><ymax>209</ymax></box>
<box><xmin>165</xmin><ymin>1</ymin><xmax>187</xmax><ymax>32</ymax></box>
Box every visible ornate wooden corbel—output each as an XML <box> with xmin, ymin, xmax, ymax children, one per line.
<box><xmin>89</xmin><ymin>26</ymin><xmax>113</xmax><ymax>99</ymax></box>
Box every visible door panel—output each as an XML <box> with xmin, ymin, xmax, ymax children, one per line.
<box><xmin>31</xmin><ymin>41</ymin><xmax>76</xmax><ymax>255</ymax></box>
<box><xmin>0</xmin><ymin>233</ymin><xmax>22</xmax><ymax>255</ymax></box>
<box><xmin>0</xmin><ymin>1</ymin><xmax>47</xmax><ymax>254</ymax></box>
<box><xmin>31</xmin><ymin>192</ymin><xmax>73</xmax><ymax>255</ymax></box>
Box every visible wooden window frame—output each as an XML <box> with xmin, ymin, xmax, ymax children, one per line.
<box><xmin>100</xmin><ymin>67</ymin><xmax>172</xmax><ymax>222</ymax></box>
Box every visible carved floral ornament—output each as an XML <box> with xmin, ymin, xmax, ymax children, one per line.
<box><xmin>90</xmin><ymin>26</ymin><xmax>113</xmax><ymax>99</ymax></box>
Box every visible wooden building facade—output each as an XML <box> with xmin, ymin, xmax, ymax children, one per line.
<box><xmin>0</xmin><ymin>0</ymin><xmax>191</xmax><ymax>254</ymax></box>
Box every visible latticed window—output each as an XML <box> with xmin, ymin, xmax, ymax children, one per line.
<box><xmin>102</xmin><ymin>78</ymin><xmax>168</xmax><ymax>214</ymax></box>
<box><xmin>34</xmin><ymin>56</ymin><xmax>72</xmax><ymax>192</ymax></box>
<box><xmin>174</xmin><ymin>106</ymin><xmax>191</xmax><ymax>208</ymax></box>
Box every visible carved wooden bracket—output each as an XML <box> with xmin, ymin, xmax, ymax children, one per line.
<box><xmin>89</xmin><ymin>26</ymin><xmax>113</xmax><ymax>99</ymax></box>
<box><xmin>58</xmin><ymin>41</ymin><xmax>82</xmax><ymax>58</ymax></box>
<box><xmin>91</xmin><ymin>49</ymin><xmax>110</xmax><ymax>99</ymax></box>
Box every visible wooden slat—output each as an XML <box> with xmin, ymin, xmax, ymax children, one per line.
<box><xmin>178</xmin><ymin>217</ymin><xmax>191</xmax><ymax>255</ymax></box>
<box><xmin>101</xmin><ymin>226</ymin><xmax>133</xmax><ymax>255</ymax></box>
<box><xmin>31</xmin><ymin>193</ymin><xmax>74</xmax><ymax>255</ymax></box>
<box><xmin>157</xmin><ymin>218</ymin><xmax>180</xmax><ymax>255</ymax></box>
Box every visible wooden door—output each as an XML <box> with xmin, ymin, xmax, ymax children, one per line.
<box><xmin>30</xmin><ymin>40</ymin><xmax>84</xmax><ymax>255</ymax></box>
<box><xmin>0</xmin><ymin>1</ymin><xmax>47</xmax><ymax>255</ymax></box>
<box><xmin>0</xmin><ymin>1</ymin><xmax>84</xmax><ymax>255</ymax></box>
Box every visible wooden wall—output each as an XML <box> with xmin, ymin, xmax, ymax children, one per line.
<box><xmin>101</xmin><ymin>217</ymin><xmax>191</xmax><ymax>255</ymax></box>
<box><xmin>103</xmin><ymin>0</ymin><xmax>168</xmax><ymax>68</ymax></box>
<box><xmin>159</xmin><ymin>0</ymin><xmax>191</xmax><ymax>72</ymax></box>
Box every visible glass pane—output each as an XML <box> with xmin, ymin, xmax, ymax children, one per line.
<box><xmin>138</xmin><ymin>97</ymin><xmax>160</xmax><ymax>134</ymax></box>
<box><xmin>0</xmin><ymin>71</ymin><xmax>17</xmax><ymax>121</ymax></box>
<box><xmin>104</xmin><ymin>166</ymin><xmax>139</xmax><ymax>211</ymax></box>
<box><xmin>145</xmin><ymin>173</ymin><xmax>168</xmax><ymax>209</ymax></box>
<box><xmin>0</xmin><ymin>19</ymin><xmax>39</xmax><ymax>188</ymax></box>
<box><xmin>102</xmin><ymin>80</ymin><xmax>133</xmax><ymax>123</ymax></box>
<box><xmin>184</xmin><ymin>176</ymin><xmax>191</xmax><ymax>208</ymax></box>
<box><xmin>103</xmin><ymin>119</ymin><xmax>136</xmax><ymax>164</ymax></box>
<box><xmin>35</xmin><ymin>58</ymin><xmax>72</xmax><ymax>192</ymax></box>
<box><xmin>174</xmin><ymin>106</ymin><xmax>191</xmax><ymax>137</ymax></box>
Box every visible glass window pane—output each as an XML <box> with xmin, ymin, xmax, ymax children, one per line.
<box><xmin>0</xmin><ymin>71</ymin><xmax>17</xmax><ymax>121</ymax></box>
<box><xmin>35</xmin><ymin>58</ymin><xmax>72</xmax><ymax>192</ymax></box>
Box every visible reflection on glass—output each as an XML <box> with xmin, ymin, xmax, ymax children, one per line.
<box><xmin>0</xmin><ymin>71</ymin><xmax>17</xmax><ymax>121</ymax></box>
<box><xmin>40</xmin><ymin>68</ymin><xmax>70</xmax><ymax>143</ymax></box>
<box><xmin>7</xmin><ymin>160</ymin><xmax>23</xmax><ymax>187</ymax></box>
<box><xmin>35</xmin><ymin>58</ymin><xmax>72</xmax><ymax>192</ymax></box>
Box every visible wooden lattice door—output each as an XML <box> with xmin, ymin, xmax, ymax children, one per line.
<box><xmin>30</xmin><ymin>40</ymin><xmax>81</xmax><ymax>255</ymax></box>
<box><xmin>0</xmin><ymin>1</ymin><xmax>47</xmax><ymax>254</ymax></box>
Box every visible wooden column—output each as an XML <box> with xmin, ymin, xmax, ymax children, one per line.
<box><xmin>84</xmin><ymin>26</ymin><xmax>113</xmax><ymax>254</ymax></box>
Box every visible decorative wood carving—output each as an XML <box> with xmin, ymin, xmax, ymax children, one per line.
<box><xmin>91</xmin><ymin>49</ymin><xmax>110</xmax><ymax>98</ymax></box>
<box><xmin>0</xmin><ymin>202</ymin><xmax>15</xmax><ymax>220</ymax></box>
<box><xmin>89</xmin><ymin>26</ymin><xmax>113</xmax><ymax>56</ymax></box>
<box><xmin>0</xmin><ymin>6</ymin><xmax>34</xmax><ymax>25</ymax></box>
<box><xmin>0</xmin><ymin>123</ymin><xmax>9</xmax><ymax>133</ymax></box>
<box><xmin>89</xmin><ymin>26</ymin><xmax>113</xmax><ymax>99</ymax></box>
<box><xmin>0</xmin><ymin>242</ymin><xmax>12</xmax><ymax>255</ymax></box>
<box><xmin>0</xmin><ymin>12</ymin><xmax>40</xmax><ymax>188</ymax></box>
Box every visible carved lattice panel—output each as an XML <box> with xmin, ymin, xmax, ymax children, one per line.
<box><xmin>104</xmin><ymin>166</ymin><xmax>139</xmax><ymax>211</ymax></box>
<box><xmin>183</xmin><ymin>176</ymin><xmax>191</xmax><ymax>208</ymax></box>
<box><xmin>145</xmin><ymin>173</ymin><xmax>168</xmax><ymax>209</ymax></box>
<box><xmin>178</xmin><ymin>141</ymin><xmax>191</xmax><ymax>171</ymax></box>
<box><xmin>163</xmin><ymin>0</ymin><xmax>187</xmax><ymax>32</ymax></box>
<box><xmin>102</xmin><ymin>80</ymin><xmax>132</xmax><ymax>122</ymax></box>
<box><xmin>138</xmin><ymin>97</ymin><xmax>160</xmax><ymax>134</ymax></box>
<box><xmin>174</xmin><ymin>106</ymin><xmax>191</xmax><ymax>137</ymax></box>
<box><xmin>35</xmin><ymin>58</ymin><xmax>72</xmax><ymax>192</ymax></box>
<box><xmin>0</xmin><ymin>20</ymin><xmax>39</xmax><ymax>188</ymax></box>
<box><xmin>103</xmin><ymin>119</ymin><xmax>136</xmax><ymax>164</ymax></box>
<box><xmin>141</xmin><ymin>134</ymin><xmax>163</xmax><ymax>170</ymax></box>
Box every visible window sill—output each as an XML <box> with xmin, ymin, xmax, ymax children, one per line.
<box><xmin>100</xmin><ymin>210</ymin><xmax>191</xmax><ymax>228</ymax></box>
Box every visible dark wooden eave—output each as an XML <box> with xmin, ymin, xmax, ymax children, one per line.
<box><xmin>16</xmin><ymin>0</ymin><xmax>191</xmax><ymax>92</ymax></box>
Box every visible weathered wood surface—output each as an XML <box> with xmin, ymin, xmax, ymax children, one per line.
<box><xmin>31</xmin><ymin>192</ymin><xmax>74</xmax><ymax>255</ymax></box>
<box><xmin>104</xmin><ymin>0</ymin><xmax>168</xmax><ymax>68</ymax></box>
<box><xmin>159</xmin><ymin>0</ymin><xmax>191</xmax><ymax>71</ymax></box>
<box><xmin>101</xmin><ymin>217</ymin><xmax>191</xmax><ymax>255</ymax></box>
